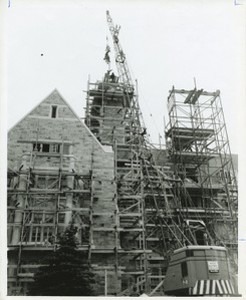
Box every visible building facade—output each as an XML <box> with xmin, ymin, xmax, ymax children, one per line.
<box><xmin>7</xmin><ymin>81</ymin><xmax>238</xmax><ymax>295</ymax></box>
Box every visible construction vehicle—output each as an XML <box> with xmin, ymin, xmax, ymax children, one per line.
<box><xmin>164</xmin><ymin>245</ymin><xmax>238</xmax><ymax>296</ymax></box>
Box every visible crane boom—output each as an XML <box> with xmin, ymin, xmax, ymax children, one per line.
<box><xmin>106</xmin><ymin>10</ymin><xmax>134</xmax><ymax>88</ymax></box>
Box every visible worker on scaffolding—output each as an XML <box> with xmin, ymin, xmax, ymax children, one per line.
<box><xmin>109</xmin><ymin>72</ymin><xmax>116</xmax><ymax>83</ymax></box>
<box><xmin>166</xmin><ymin>137</ymin><xmax>173</xmax><ymax>157</ymax></box>
<box><xmin>104</xmin><ymin>44</ymin><xmax>111</xmax><ymax>65</ymax></box>
<box><xmin>140</xmin><ymin>127</ymin><xmax>147</xmax><ymax>136</ymax></box>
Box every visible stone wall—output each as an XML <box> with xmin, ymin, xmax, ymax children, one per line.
<box><xmin>7</xmin><ymin>90</ymin><xmax>120</xmax><ymax>295</ymax></box>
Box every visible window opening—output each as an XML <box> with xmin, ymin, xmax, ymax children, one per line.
<box><xmin>33</xmin><ymin>213</ymin><xmax>43</xmax><ymax>224</ymax></box>
<box><xmin>33</xmin><ymin>143</ymin><xmax>41</xmax><ymax>152</ymax></box>
<box><xmin>51</xmin><ymin>106</ymin><xmax>57</xmax><ymax>118</ymax></box>
<box><xmin>32</xmin><ymin>143</ymin><xmax>60</xmax><ymax>153</ymax></box>
<box><xmin>58</xmin><ymin>213</ymin><xmax>65</xmax><ymax>223</ymax></box>
<box><xmin>50</xmin><ymin>144</ymin><xmax>60</xmax><ymax>153</ymax></box>
<box><xmin>31</xmin><ymin>226</ymin><xmax>41</xmax><ymax>243</ymax></box>
<box><xmin>181</xmin><ymin>261</ymin><xmax>188</xmax><ymax>277</ymax></box>
<box><xmin>42</xmin><ymin>144</ymin><xmax>50</xmax><ymax>152</ymax></box>
<box><xmin>63</xmin><ymin>144</ymin><xmax>70</xmax><ymax>154</ymax></box>
<box><xmin>186</xmin><ymin>249</ymin><xmax>194</xmax><ymax>257</ymax></box>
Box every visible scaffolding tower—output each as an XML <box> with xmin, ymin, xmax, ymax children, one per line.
<box><xmin>85</xmin><ymin>71</ymin><xmax>202</xmax><ymax>295</ymax></box>
<box><xmin>165</xmin><ymin>87</ymin><xmax>238</xmax><ymax>272</ymax></box>
<box><xmin>85</xmin><ymin>71</ymin><xmax>147</xmax><ymax>294</ymax></box>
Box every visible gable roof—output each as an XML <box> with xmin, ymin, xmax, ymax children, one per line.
<box><xmin>9</xmin><ymin>89</ymin><xmax>74</xmax><ymax>130</ymax></box>
<box><xmin>40</xmin><ymin>89</ymin><xmax>78</xmax><ymax>119</ymax></box>
<box><xmin>8</xmin><ymin>89</ymin><xmax>107</xmax><ymax>151</ymax></box>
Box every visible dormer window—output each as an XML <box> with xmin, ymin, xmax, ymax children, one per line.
<box><xmin>51</xmin><ymin>106</ymin><xmax>57</xmax><ymax>118</ymax></box>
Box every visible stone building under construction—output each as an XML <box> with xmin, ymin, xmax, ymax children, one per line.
<box><xmin>7</xmin><ymin>11</ymin><xmax>238</xmax><ymax>296</ymax></box>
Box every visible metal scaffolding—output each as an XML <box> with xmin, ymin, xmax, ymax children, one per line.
<box><xmin>85</xmin><ymin>73</ymin><xmax>188</xmax><ymax>295</ymax></box>
<box><xmin>7</xmin><ymin>139</ymin><xmax>92</xmax><ymax>295</ymax></box>
<box><xmin>7</xmin><ymin>10</ymin><xmax>238</xmax><ymax>296</ymax></box>
<box><xmin>85</xmin><ymin>80</ymin><xmax>238</xmax><ymax>295</ymax></box>
<box><xmin>165</xmin><ymin>87</ymin><xmax>238</xmax><ymax>270</ymax></box>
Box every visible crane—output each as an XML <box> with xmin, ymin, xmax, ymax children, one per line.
<box><xmin>106</xmin><ymin>10</ymin><xmax>134</xmax><ymax>89</ymax></box>
<box><xmin>105</xmin><ymin>10</ymin><xmax>148</xmax><ymax>135</ymax></box>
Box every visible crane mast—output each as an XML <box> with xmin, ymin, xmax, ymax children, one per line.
<box><xmin>106</xmin><ymin>10</ymin><xmax>134</xmax><ymax>89</ymax></box>
<box><xmin>106</xmin><ymin>10</ymin><xmax>147</xmax><ymax>133</ymax></box>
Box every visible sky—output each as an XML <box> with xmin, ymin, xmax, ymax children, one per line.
<box><xmin>5</xmin><ymin>0</ymin><xmax>245</xmax><ymax>154</ymax></box>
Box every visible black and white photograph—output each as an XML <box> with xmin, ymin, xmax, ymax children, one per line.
<box><xmin>1</xmin><ymin>0</ymin><xmax>245</xmax><ymax>297</ymax></box>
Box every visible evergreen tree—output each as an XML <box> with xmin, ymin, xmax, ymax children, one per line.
<box><xmin>28</xmin><ymin>223</ymin><xmax>95</xmax><ymax>296</ymax></box>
